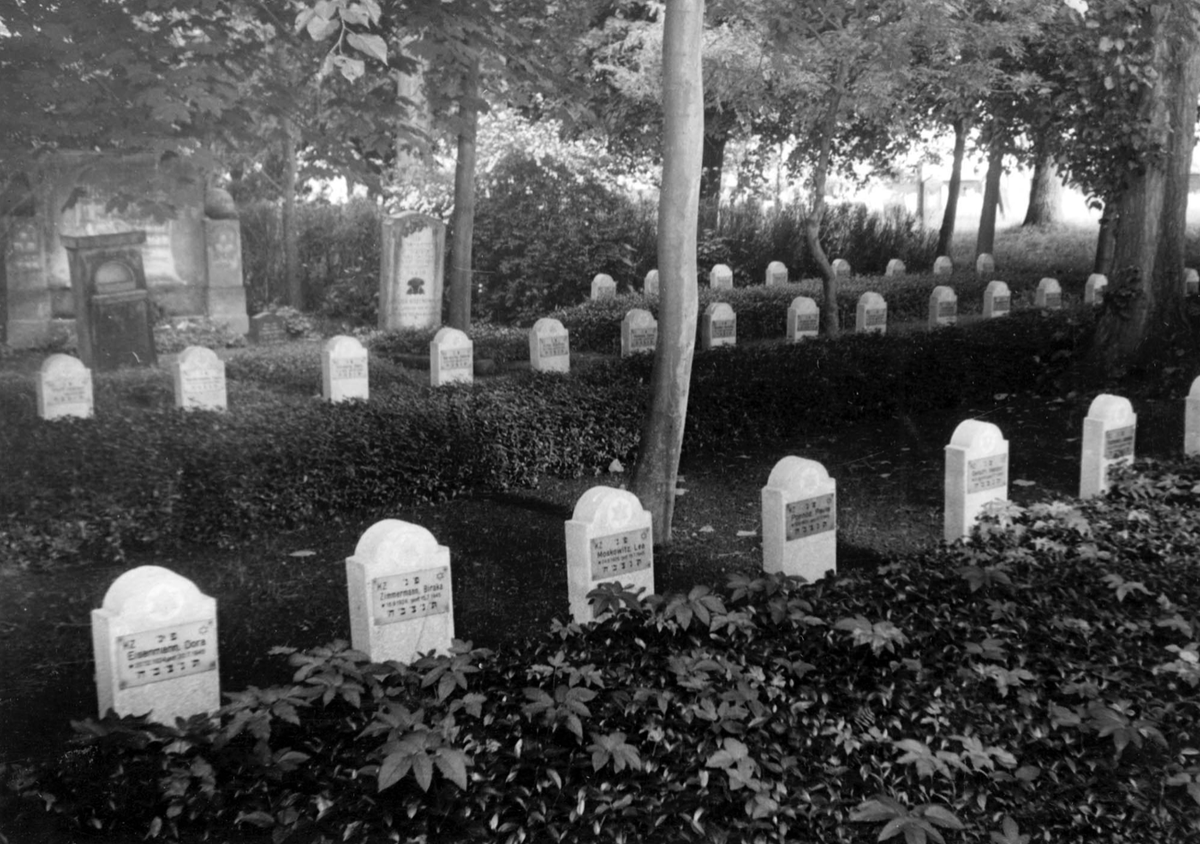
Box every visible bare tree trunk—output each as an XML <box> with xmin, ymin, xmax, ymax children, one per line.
<box><xmin>630</xmin><ymin>0</ymin><xmax>703</xmax><ymax>545</ymax></box>
<box><xmin>282</xmin><ymin>119</ymin><xmax>302</xmax><ymax>309</ymax></box>
<box><xmin>1023</xmin><ymin>146</ymin><xmax>1063</xmax><ymax>227</ymax></box>
<box><xmin>975</xmin><ymin>132</ymin><xmax>1004</xmax><ymax>257</ymax></box>
<box><xmin>937</xmin><ymin>117</ymin><xmax>967</xmax><ymax>256</ymax></box>
<box><xmin>808</xmin><ymin>63</ymin><xmax>846</xmax><ymax>337</ymax></box>
<box><xmin>448</xmin><ymin>57</ymin><xmax>479</xmax><ymax>331</ymax></box>
<box><xmin>1094</xmin><ymin>200</ymin><xmax>1117</xmax><ymax>275</ymax></box>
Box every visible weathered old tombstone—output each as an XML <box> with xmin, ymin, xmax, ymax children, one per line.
<box><xmin>885</xmin><ymin>258</ymin><xmax>906</xmax><ymax>277</ymax></box>
<box><xmin>644</xmin><ymin>269</ymin><xmax>659</xmax><ymax>296</ymax></box>
<box><xmin>709</xmin><ymin>264</ymin><xmax>733</xmax><ymax>289</ymax></box>
<box><xmin>933</xmin><ymin>255</ymin><xmax>953</xmax><ymax>275</ymax></box>
<box><xmin>1186</xmin><ymin>376</ymin><xmax>1200</xmax><ymax>456</ymax></box>
<box><xmin>430</xmin><ymin>326</ymin><xmax>474</xmax><ymax>386</ymax></box>
<box><xmin>61</xmin><ymin>231</ymin><xmax>158</xmax><ymax>371</ymax></box>
<box><xmin>787</xmin><ymin>296</ymin><xmax>820</xmax><ymax>342</ymax></box>
<box><xmin>831</xmin><ymin>258</ymin><xmax>852</xmax><ymax>277</ymax></box>
<box><xmin>621</xmin><ymin>308</ymin><xmax>658</xmax><ymax>356</ymax></box>
<box><xmin>1080</xmin><ymin>393</ymin><xmax>1137</xmax><ymax>498</ymax></box>
<box><xmin>701</xmin><ymin>302</ymin><xmax>737</xmax><ymax>349</ymax></box>
<box><xmin>929</xmin><ymin>285</ymin><xmax>958</xmax><ymax>327</ymax></box>
<box><xmin>765</xmin><ymin>261</ymin><xmax>788</xmax><ymax>286</ymax></box>
<box><xmin>856</xmin><ymin>291</ymin><xmax>887</xmax><ymax>334</ymax></box>
<box><xmin>1036</xmin><ymin>277</ymin><xmax>1063</xmax><ymax>309</ymax></box>
<box><xmin>529</xmin><ymin>317</ymin><xmax>570</xmax><ymax>373</ymax></box>
<box><xmin>943</xmin><ymin>420</ymin><xmax>1009</xmax><ymax>542</ymax></box>
<box><xmin>983</xmin><ymin>280</ymin><xmax>1011</xmax><ymax>318</ymax></box>
<box><xmin>591</xmin><ymin>273</ymin><xmax>617</xmax><ymax>300</ymax></box>
<box><xmin>1085</xmin><ymin>273</ymin><xmax>1108</xmax><ymax>305</ymax></box>
<box><xmin>379</xmin><ymin>213</ymin><xmax>445</xmax><ymax>331</ymax></box>
<box><xmin>202</xmin><ymin>216</ymin><xmax>251</xmax><ymax>335</ymax></box>
<box><xmin>91</xmin><ymin>566</ymin><xmax>219</xmax><ymax>722</ymax></box>
<box><xmin>248</xmin><ymin>311</ymin><xmax>288</xmax><ymax>345</ymax></box>
<box><xmin>346</xmin><ymin>519</ymin><xmax>454</xmax><ymax>663</ymax></box>
<box><xmin>565</xmin><ymin>486</ymin><xmax>654</xmax><ymax>623</ymax></box>
<box><xmin>761</xmin><ymin>456</ymin><xmax>837</xmax><ymax>582</ymax></box>
<box><xmin>1186</xmin><ymin>268</ymin><xmax>1199</xmax><ymax>296</ymax></box>
<box><xmin>322</xmin><ymin>335</ymin><xmax>369</xmax><ymax>402</ymax></box>
<box><xmin>173</xmin><ymin>346</ymin><xmax>227</xmax><ymax>411</ymax></box>
<box><xmin>975</xmin><ymin>253</ymin><xmax>995</xmax><ymax>276</ymax></box>
<box><xmin>37</xmin><ymin>353</ymin><xmax>94</xmax><ymax>420</ymax></box>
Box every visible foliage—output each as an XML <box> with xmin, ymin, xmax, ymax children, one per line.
<box><xmin>153</xmin><ymin>317</ymin><xmax>248</xmax><ymax>355</ymax></box>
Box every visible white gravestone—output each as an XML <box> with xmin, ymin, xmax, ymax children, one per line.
<box><xmin>787</xmin><ymin>296</ymin><xmax>820</xmax><ymax>342</ymax></box>
<box><xmin>379</xmin><ymin>214</ymin><xmax>445</xmax><ymax>331</ymax></box>
<box><xmin>430</xmin><ymin>327</ymin><xmax>474</xmax><ymax>386</ymax></box>
<box><xmin>565</xmin><ymin>486</ymin><xmax>654</xmax><ymax>623</ymax></box>
<box><xmin>322</xmin><ymin>335</ymin><xmax>369</xmax><ymax>403</ymax></box>
<box><xmin>885</xmin><ymin>258</ymin><xmax>906</xmax><ymax>277</ymax></box>
<box><xmin>644</xmin><ymin>269</ymin><xmax>659</xmax><ymax>296</ymax></box>
<box><xmin>701</xmin><ymin>302</ymin><xmax>737</xmax><ymax>349</ymax></box>
<box><xmin>855</xmin><ymin>291</ymin><xmax>887</xmax><ymax>335</ymax></box>
<box><xmin>1080</xmin><ymin>393</ymin><xmax>1137</xmax><ymax>498</ymax></box>
<box><xmin>346</xmin><ymin>519</ymin><xmax>454</xmax><ymax>663</ymax></box>
<box><xmin>709</xmin><ymin>264</ymin><xmax>733</xmax><ymax>289</ymax></box>
<box><xmin>1036</xmin><ymin>277</ymin><xmax>1063</xmax><ymax>310</ymax></box>
<box><xmin>621</xmin><ymin>309</ymin><xmax>658</xmax><ymax>356</ymax></box>
<box><xmin>37</xmin><ymin>353</ymin><xmax>94</xmax><ymax>420</ymax></box>
<box><xmin>1186</xmin><ymin>268</ymin><xmax>1199</xmax><ymax>296</ymax></box>
<box><xmin>943</xmin><ymin>420</ymin><xmax>1009</xmax><ymax>542</ymax></box>
<box><xmin>933</xmin><ymin>256</ymin><xmax>953</xmax><ymax>275</ymax></box>
<box><xmin>831</xmin><ymin>258</ymin><xmax>852</xmax><ymax>277</ymax></box>
<box><xmin>173</xmin><ymin>346</ymin><xmax>227</xmax><ymax>411</ymax></box>
<box><xmin>529</xmin><ymin>317</ymin><xmax>570</xmax><ymax>373</ymax></box>
<box><xmin>761</xmin><ymin>457</ymin><xmax>837</xmax><ymax>582</ymax></box>
<box><xmin>1186</xmin><ymin>376</ymin><xmax>1200</xmax><ymax>456</ymax></box>
<box><xmin>983</xmin><ymin>280</ymin><xmax>1011</xmax><ymax>318</ymax></box>
<box><xmin>591</xmin><ymin>273</ymin><xmax>616</xmax><ymax>300</ymax></box>
<box><xmin>929</xmin><ymin>285</ymin><xmax>958</xmax><ymax>327</ymax></box>
<box><xmin>976</xmin><ymin>253</ymin><xmax>995</xmax><ymax>276</ymax></box>
<box><xmin>91</xmin><ymin>566</ymin><xmax>219</xmax><ymax>723</ymax></box>
<box><xmin>765</xmin><ymin>261</ymin><xmax>788</xmax><ymax>286</ymax></box>
<box><xmin>1085</xmin><ymin>274</ymin><xmax>1108</xmax><ymax>305</ymax></box>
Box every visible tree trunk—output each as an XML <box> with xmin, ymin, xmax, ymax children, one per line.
<box><xmin>698</xmin><ymin>108</ymin><xmax>728</xmax><ymax>230</ymax></box>
<box><xmin>448</xmin><ymin>58</ymin><xmax>480</xmax><ymax>331</ymax></box>
<box><xmin>937</xmin><ymin>117</ymin><xmax>967</xmax><ymax>256</ymax></box>
<box><xmin>975</xmin><ymin>133</ymin><xmax>1004</xmax><ymax>257</ymax></box>
<box><xmin>1022</xmin><ymin>146</ymin><xmax>1063</xmax><ymax>228</ymax></box>
<box><xmin>1094</xmin><ymin>200</ymin><xmax>1117</xmax><ymax>275</ymax></box>
<box><xmin>630</xmin><ymin>0</ymin><xmax>703</xmax><ymax>545</ymax></box>
<box><xmin>809</xmin><ymin>63</ymin><xmax>847</xmax><ymax>337</ymax></box>
<box><xmin>282</xmin><ymin>119</ymin><xmax>302</xmax><ymax>309</ymax></box>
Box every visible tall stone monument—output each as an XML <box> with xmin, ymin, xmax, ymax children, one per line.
<box><xmin>380</xmin><ymin>213</ymin><xmax>445</xmax><ymax>331</ymax></box>
<box><xmin>62</xmin><ymin>231</ymin><xmax>157</xmax><ymax>370</ymax></box>
<box><xmin>202</xmin><ymin>188</ymin><xmax>250</xmax><ymax>335</ymax></box>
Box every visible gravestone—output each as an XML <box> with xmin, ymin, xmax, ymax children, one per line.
<box><xmin>322</xmin><ymin>335</ymin><xmax>369</xmax><ymax>402</ymax></box>
<box><xmin>565</xmin><ymin>486</ymin><xmax>654</xmax><ymax>623</ymax></box>
<box><xmin>765</xmin><ymin>261</ymin><xmax>788</xmax><ymax>286</ymax></box>
<box><xmin>61</xmin><ymin>231</ymin><xmax>157</xmax><ymax>371</ymax></box>
<box><xmin>1186</xmin><ymin>376</ymin><xmax>1200</xmax><ymax>456</ymax></box>
<box><xmin>203</xmin><ymin>218</ymin><xmax>251</xmax><ymax>335</ymax></box>
<box><xmin>943</xmin><ymin>419</ymin><xmax>1008</xmax><ymax>542</ymax></box>
<box><xmin>644</xmin><ymin>269</ymin><xmax>659</xmax><ymax>296</ymax></box>
<box><xmin>701</xmin><ymin>302</ymin><xmax>737</xmax><ymax>349</ymax></box>
<box><xmin>1085</xmin><ymin>273</ymin><xmax>1108</xmax><ymax>305</ymax></box>
<box><xmin>1080</xmin><ymin>393</ymin><xmax>1136</xmax><ymax>498</ymax></box>
<box><xmin>831</xmin><ymin>258</ymin><xmax>852</xmax><ymax>277</ymax></box>
<box><xmin>379</xmin><ymin>214</ymin><xmax>445</xmax><ymax>331</ymax></box>
<box><xmin>591</xmin><ymin>273</ymin><xmax>617</xmax><ymax>300</ymax></box>
<box><xmin>885</xmin><ymin>258</ymin><xmax>906</xmax><ymax>277</ymax></box>
<box><xmin>975</xmin><ymin>253</ymin><xmax>995</xmax><ymax>276</ymax></box>
<box><xmin>37</xmin><ymin>353</ymin><xmax>94</xmax><ymax>420</ymax></box>
<box><xmin>983</xmin><ymin>280</ymin><xmax>1011</xmax><ymax>318</ymax></box>
<box><xmin>430</xmin><ymin>327</ymin><xmax>474</xmax><ymax>386</ymax></box>
<box><xmin>529</xmin><ymin>317</ymin><xmax>570</xmax><ymax>373</ymax></box>
<box><xmin>929</xmin><ymin>285</ymin><xmax>958</xmax><ymax>327</ymax></box>
<box><xmin>249</xmin><ymin>311</ymin><xmax>288</xmax><ymax>344</ymax></box>
<box><xmin>933</xmin><ymin>255</ymin><xmax>953</xmax><ymax>275</ymax></box>
<box><xmin>173</xmin><ymin>346</ymin><xmax>227</xmax><ymax>411</ymax></box>
<box><xmin>787</xmin><ymin>296</ymin><xmax>820</xmax><ymax>342</ymax></box>
<box><xmin>91</xmin><ymin>566</ymin><xmax>219</xmax><ymax>723</ymax></box>
<box><xmin>855</xmin><ymin>291</ymin><xmax>887</xmax><ymax>334</ymax></box>
<box><xmin>1186</xmin><ymin>268</ymin><xmax>1199</xmax><ymax>296</ymax></box>
<box><xmin>761</xmin><ymin>456</ymin><xmax>836</xmax><ymax>582</ymax></box>
<box><xmin>346</xmin><ymin>519</ymin><xmax>454</xmax><ymax>663</ymax></box>
<box><xmin>709</xmin><ymin>264</ymin><xmax>733</xmax><ymax>289</ymax></box>
<box><xmin>1036</xmin><ymin>277</ymin><xmax>1062</xmax><ymax>309</ymax></box>
<box><xmin>621</xmin><ymin>309</ymin><xmax>657</xmax><ymax>356</ymax></box>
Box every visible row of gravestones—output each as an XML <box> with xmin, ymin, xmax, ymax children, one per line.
<box><xmin>90</xmin><ymin>385</ymin><xmax>1200</xmax><ymax>725</ymax></box>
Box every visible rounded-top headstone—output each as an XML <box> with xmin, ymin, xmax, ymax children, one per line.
<box><xmin>766</xmin><ymin>456</ymin><xmax>832</xmax><ymax>492</ymax></box>
<box><xmin>1036</xmin><ymin>277</ymin><xmax>1063</xmax><ymax>308</ymax></box>
<box><xmin>975</xmin><ymin>253</ymin><xmax>995</xmax><ymax>275</ymax></box>
<box><xmin>858</xmin><ymin>291</ymin><xmax>885</xmax><ymax>308</ymax></box>
<box><xmin>831</xmin><ymin>258</ymin><xmax>852</xmax><ymax>277</ymax></box>
<box><xmin>706</xmin><ymin>302</ymin><xmax>734</xmax><ymax>319</ymax></box>
<box><xmin>325</xmin><ymin>335</ymin><xmax>366</xmax><ymax>356</ymax></box>
<box><xmin>41</xmin><ymin>353</ymin><xmax>86</xmax><ymax>378</ymax></box>
<box><xmin>433</xmin><ymin>326</ymin><xmax>470</xmax><ymax>347</ymax></box>
<box><xmin>532</xmin><ymin>317</ymin><xmax>566</xmax><ymax>335</ymax></box>
<box><xmin>1190</xmin><ymin>375</ymin><xmax>1200</xmax><ymax>399</ymax></box>
<box><xmin>355</xmin><ymin>519</ymin><xmax>440</xmax><ymax>564</ymax></box>
<box><xmin>591</xmin><ymin>273</ymin><xmax>617</xmax><ymax>299</ymax></box>
<box><xmin>766</xmin><ymin>261</ymin><xmax>788</xmax><ymax>285</ymax></box>
<box><xmin>177</xmin><ymin>345</ymin><xmax>221</xmax><ymax>369</ymax></box>
<box><xmin>571</xmin><ymin>485</ymin><xmax>647</xmax><ymax>533</ymax></box>
<box><xmin>624</xmin><ymin>308</ymin><xmax>655</xmax><ymax>328</ymax></box>
<box><xmin>102</xmin><ymin>566</ymin><xmax>205</xmax><ymax>625</ymax></box>
<box><xmin>1087</xmin><ymin>393</ymin><xmax>1135</xmax><ymax>424</ymax></box>
<box><xmin>885</xmin><ymin>259</ymin><xmax>906</xmax><ymax>277</ymax></box>
<box><xmin>204</xmin><ymin>187</ymin><xmax>239</xmax><ymax>220</ymax></box>
<box><xmin>933</xmin><ymin>255</ymin><xmax>953</xmax><ymax>275</ymax></box>
<box><xmin>949</xmin><ymin>418</ymin><xmax>1004</xmax><ymax>453</ymax></box>
<box><xmin>710</xmin><ymin>264</ymin><xmax>733</xmax><ymax>288</ymax></box>
<box><xmin>644</xmin><ymin>269</ymin><xmax>659</xmax><ymax>296</ymax></box>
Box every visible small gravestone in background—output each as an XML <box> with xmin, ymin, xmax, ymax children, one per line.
<box><xmin>591</xmin><ymin>273</ymin><xmax>617</xmax><ymax>300</ymax></box>
<box><xmin>249</xmin><ymin>311</ymin><xmax>287</xmax><ymax>345</ymax></box>
<box><xmin>701</xmin><ymin>302</ymin><xmax>737</xmax><ymax>349</ymax></box>
<box><xmin>1186</xmin><ymin>376</ymin><xmax>1200</xmax><ymax>456</ymax></box>
<box><xmin>643</xmin><ymin>269</ymin><xmax>659</xmax><ymax>296</ymax></box>
<box><xmin>322</xmin><ymin>335</ymin><xmax>369</xmax><ymax>402</ymax></box>
<box><xmin>91</xmin><ymin>566</ymin><xmax>219</xmax><ymax>723</ymax></box>
<box><xmin>1080</xmin><ymin>393</ymin><xmax>1136</xmax><ymax>498</ymax></box>
<box><xmin>933</xmin><ymin>255</ymin><xmax>953</xmax><ymax>275</ymax></box>
<box><xmin>1036</xmin><ymin>277</ymin><xmax>1063</xmax><ymax>309</ymax></box>
<box><xmin>346</xmin><ymin>519</ymin><xmax>454</xmax><ymax>663</ymax></box>
<box><xmin>787</xmin><ymin>296</ymin><xmax>820</xmax><ymax>342</ymax></box>
<box><xmin>529</xmin><ymin>317</ymin><xmax>570</xmax><ymax>373</ymax></box>
<box><xmin>831</xmin><ymin>258</ymin><xmax>852</xmax><ymax>278</ymax></box>
<box><xmin>565</xmin><ymin>486</ymin><xmax>654</xmax><ymax>623</ymax></box>
<box><xmin>1186</xmin><ymin>268</ymin><xmax>1199</xmax><ymax>296</ymax></box>
<box><xmin>430</xmin><ymin>327</ymin><xmax>474</xmax><ymax>386</ymax></box>
<box><xmin>380</xmin><ymin>213</ymin><xmax>445</xmax><ymax>331</ymax></box>
<box><xmin>765</xmin><ymin>261</ymin><xmax>788</xmax><ymax>286</ymax></box>
<box><xmin>928</xmin><ymin>285</ymin><xmax>958</xmax><ymax>327</ymax></box>
<box><xmin>885</xmin><ymin>259</ymin><xmax>906</xmax><ymax>277</ymax></box>
<box><xmin>975</xmin><ymin>253</ymin><xmax>995</xmax><ymax>276</ymax></box>
<box><xmin>944</xmin><ymin>419</ymin><xmax>1008</xmax><ymax>542</ymax></box>
<box><xmin>983</xmin><ymin>280</ymin><xmax>1011</xmax><ymax>318</ymax></box>
<box><xmin>173</xmin><ymin>346</ymin><xmax>227</xmax><ymax>411</ymax></box>
<box><xmin>761</xmin><ymin>456</ymin><xmax>836</xmax><ymax>582</ymax></box>
<box><xmin>203</xmin><ymin>215</ymin><xmax>251</xmax><ymax>335</ymax></box>
<box><xmin>709</xmin><ymin>264</ymin><xmax>733</xmax><ymax>289</ymax></box>
<box><xmin>1085</xmin><ymin>274</ymin><xmax>1108</xmax><ymax>305</ymax></box>
<box><xmin>37</xmin><ymin>353</ymin><xmax>94</xmax><ymax>420</ymax></box>
<box><xmin>621</xmin><ymin>309</ymin><xmax>657</xmax><ymax>356</ymax></box>
<box><xmin>855</xmin><ymin>291</ymin><xmax>887</xmax><ymax>334</ymax></box>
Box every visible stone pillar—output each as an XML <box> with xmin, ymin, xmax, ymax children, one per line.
<box><xmin>203</xmin><ymin>218</ymin><xmax>250</xmax><ymax>334</ymax></box>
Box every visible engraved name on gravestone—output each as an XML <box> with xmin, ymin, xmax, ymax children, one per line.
<box><xmin>787</xmin><ymin>296</ymin><xmax>819</xmax><ymax>342</ymax></box>
<box><xmin>762</xmin><ymin>456</ymin><xmax>837</xmax><ymax>582</ymax></box>
<box><xmin>322</xmin><ymin>335</ymin><xmax>369</xmax><ymax>403</ymax></box>
<box><xmin>944</xmin><ymin>419</ymin><xmax>1009</xmax><ymax>542</ymax></box>
<box><xmin>529</xmin><ymin>317</ymin><xmax>570</xmax><ymax>373</ymax></box>
<box><xmin>786</xmin><ymin>493</ymin><xmax>835</xmax><ymax>540</ymax></box>
<box><xmin>37</xmin><ymin>353</ymin><xmax>94</xmax><ymax>420</ymax></box>
<box><xmin>249</xmin><ymin>311</ymin><xmax>287</xmax><ymax>344</ymax></box>
<box><xmin>380</xmin><ymin>214</ymin><xmax>445</xmax><ymax>331</ymax></box>
<box><xmin>430</xmin><ymin>326</ymin><xmax>474</xmax><ymax>386</ymax></box>
<box><xmin>983</xmin><ymin>280</ymin><xmax>1011</xmax><ymax>318</ymax></box>
<box><xmin>566</xmin><ymin>486</ymin><xmax>654</xmax><ymax>623</ymax></box>
<box><xmin>765</xmin><ymin>261</ymin><xmax>788</xmax><ymax>286</ymax></box>
<box><xmin>621</xmin><ymin>308</ymin><xmax>657</xmax><ymax>356</ymax></box>
<box><xmin>1080</xmin><ymin>393</ymin><xmax>1137</xmax><ymax>498</ymax></box>
<box><xmin>173</xmin><ymin>346</ymin><xmax>227</xmax><ymax>411</ymax></box>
